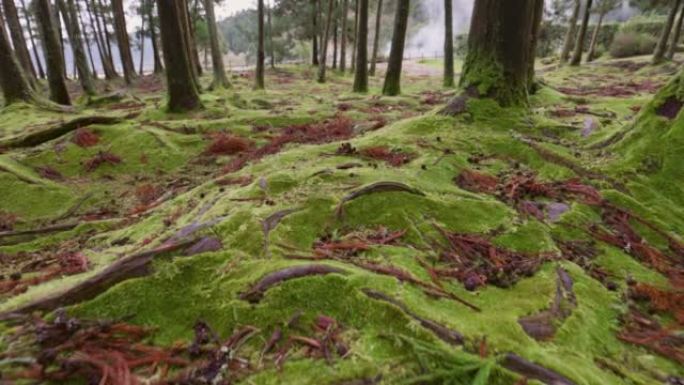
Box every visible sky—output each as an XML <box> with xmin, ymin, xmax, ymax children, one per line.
<box><xmin>215</xmin><ymin>0</ymin><xmax>256</xmax><ymax>18</ymax></box>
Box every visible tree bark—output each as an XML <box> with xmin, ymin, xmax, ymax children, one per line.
<box><xmin>332</xmin><ymin>0</ymin><xmax>338</xmax><ymax>69</ymax></box>
<box><xmin>35</xmin><ymin>0</ymin><xmax>70</xmax><ymax>105</ymax></box>
<box><xmin>443</xmin><ymin>0</ymin><xmax>454</xmax><ymax>87</ymax></box>
<box><xmin>111</xmin><ymin>0</ymin><xmax>136</xmax><ymax>83</ymax></box>
<box><xmin>57</xmin><ymin>0</ymin><xmax>96</xmax><ymax>95</ymax></box>
<box><xmin>156</xmin><ymin>0</ymin><xmax>201</xmax><ymax>112</ymax></box>
<box><xmin>53</xmin><ymin>2</ymin><xmax>67</xmax><ymax>79</ymax></box>
<box><xmin>653</xmin><ymin>0</ymin><xmax>682</xmax><ymax>64</ymax></box>
<box><xmin>339</xmin><ymin>0</ymin><xmax>348</xmax><ymax>71</ymax></box>
<box><xmin>666</xmin><ymin>1</ymin><xmax>684</xmax><ymax>60</ymax></box>
<box><xmin>0</xmin><ymin>5</ymin><xmax>34</xmax><ymax>104</ymax></box>
<box><xmin>205</xmin><ymin>0</ymin><xmax>229</xmax><ymax>88</ymax></box>
<box><xmin>369</xmin><ymin>0</ymin><xmax>382</xmax><ymax>76</ymax></box>
<box><xmin>2</xmin><ymin>0</ymin><xmax>36</xmax><ymax>84</ymax></box>
<box><xmin>351</xmin><ymin>0</ymin><xmax>359</xmax><ymax>72</ymax></box>
<box><xmin>352</xmin><ymin>0</ymin><xmax>367</xmax><ymax>92</ymax></box>
<box><xmin>569</xmin><ymin>0</ymin><xmax>593</xmax><ymax>66</ymax></box>
<box><xmin>97</xmin><ymin>0</ymin><xmax>114</xmax><ymax>61</ymax></box>
<box><xmin>75</xmin><ymin>0</ymin><xmax>98</xmax><ymax>78</ymax></box>
<box><xmin>255</xmin><ymin>0</ymin><xmax>265</xmax><ymax>89</ymax></box>
<box><xmin>528</xmin><ymin>0</ymin><xmax>544</xmax><ymax>92</ymax></box>
<box><xmin>586</xmin><ymin>10</ymin><xmax>605</xmax><ymax>62</ymax></box>
<box><xmin>138</xmin><ymin>0</ymin><xmax>146</xmax><ymax>75</ymax></box>
<box><xmin>560</xmin><ymin>0</ymin><xmax>580</xmax><ymax>63</ymax></box>
<box><xmin>317</xmin><ymin>0</ymin><xmax>334</xmax><ymax>82</ymax></box>
<box><xmin>267</xmin><ymin>0</ymin><xmax>274</xmax><ymax>68</ymax></box>
<box><xmin>184</xmin><ymin>1</ymin><xmax>202</xmax><ymax>76</ymax></box>
<box><xmin>382</xmin><ymin>0</ymin><xmax>409</xmax><ymax>96</ymax></box>
<box><xmin>89</xmin><ymin>0</ymin><xmax>117</xmax><ymax>78</ymax></box>
<box><xmin>311</xmin><ymin>0</ymin><xmax>318</xmax><ymax>65</ymax></box>
<box><xmin>147</xmin><ymin>1</ymin><xmax>163</xmax><ymax>73</ymax></box>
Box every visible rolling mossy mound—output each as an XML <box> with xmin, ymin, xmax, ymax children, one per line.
<box><xmin>0</xmin><ymin>60</ymin><xmax>681</xmax><ymax>385</ymax></box>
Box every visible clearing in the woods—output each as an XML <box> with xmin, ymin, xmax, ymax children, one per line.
<box><xmin>0</xmin><ymin>56</ymin><xmax>682</xmax><ymax>385</ymax></box>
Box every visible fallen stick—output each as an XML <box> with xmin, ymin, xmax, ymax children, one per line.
<box><xmin>0</xmin><ymin>116</ymin><xmax>124</xmax><ymax>149</ymax></box>
<box><xmin>239</xmin><ymin>264</ymin><xmax>349</xmax><ymax>303</ymax></box>
<box><xmin>501</xmin><ymin>353</ymin><xmax>577</xmax><ymax>385</ymax></box>
<box><xmin>0</xmin><ymin>222</ymin><xmax>79</xmax><ymax>240</ymax></box>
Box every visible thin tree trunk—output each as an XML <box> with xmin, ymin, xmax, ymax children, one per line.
<box><xmin>2</xmin><ymin>0</ymin><xmax>36</xmax><ymax>83</ymax></box>
<box><xmin>75</xmin><ymin>0</ymin><xmax>98</xmax><ymax>78</ymax></box>
<box><xmin>147</xmin><ymin>1</ymin><xmax>163</xmax><ymax>73</ymax></box>
<box><xmin>569</xmin><ymin>0</ymin><xmax>593</xmax><ymax>66</ymax></box>
<box><xmin>351</xmin><ymin>0</ymin><xmax>359</xmax><ymax>72</ymax></box>
<box><xmin>0</xmin><ymin>3</ymin><xmax>34</xmax><ymax>104</ymax></box>
<box><xmin>369</xmin><ymin>0</ymin><xmax>382</xmax><ymax>76</ymax></box>
<box><xmin>352</xmin><ymin>0</ymin><xmax>367</xmax><ymax>92</ymax></box>
<box><xmin>653</xmin><ymin>0</ymin><xmax>682</xmax><ymax>64</ymax></box>
<box><xmin>53</xmin><ymin>3</ymin><xmax>68</xmax><ymax>79</ymax></box>
<box><xmin>339</xmin><ymin>0</ymin><xmax>347</xmax><ymax>71</ymax></box>
<box><xmin>111</xmin><ymin>0</ymin><xmax>136</xmax><ymax>83</ymax></box>
<box><xmin>528</xmin><ymin>0</ymin><xmax>544</xmax><ymax>91</ymax></box>
<box><xmin>57</xmin><ymin>0</ymin><xmax>96</xmax><ymax>95</ymax></box>
<box><xmin>332</xmin><ymin>0</ymin><xmax>338</xmax><ymax>69</ymax></box>
<box><xmin>178</xmin><ymin>0</ymin><xmax>200</xmax><ymax>80</ymax></box>
<box><xmin>35</xmin><ymin>0</ymin><xmax>71</xmax><ymax>105</ymax></box>
<box><xmin>560</xmin><ymin>0</ymin><xmax>580</xmax><ymax>63</ymax></box>
<box><xmin>156</xmin><ymin>0</ymin><xmax>201</xmax><ymax>111</ymax></box>
<box><xmin>267</xmin><ymin>0</ymin><xmax>274</xmax><ymax>68</ymax></box>
<box><xmin>443</xmin><ymin>0</ymin><xmax>454</xmax><ymax>87</ymax></box>
<box><xmin>205</xmin><ymin>0</ymin><xmax>229</xmax><ymax>88</ymax></box>
<box><xmin>256</xmin><ymin>0</ymin><xmax>265</xmax><ymax>89</ymax></box>
<box><xmin>184</xmin><ymin>1</ymin><xmax>202</xmax><ymax>76</ymax></box>
<box><xmin>138</xmin><ymin>0</ymin><xmax>146</xmax><ymax>75</ymax></box>
<box><xmin>86</xmin><ymin>0</ymin><xmax>116</xmax><ymax>79</ymax></box>
<box><xmin>96</xmin><ymin>0</ymin><xmax>113</xmax><ymax>61</ymax></box>
<box><xmin>317</xmin><ymin>0</ymin><xmax>334</xmax><ymax>82</ymax></box>
<box><xmin>666</xmin><ymin>2</ymin><xmax>684</xmax><ymax>60</ymax></box>
<box><xmin>19</xmin><ymin>0</ymin><xmax>44</xmax><ymax>79</ymax></box>
<box><xmin>311</xmin><ymin>0</ymin><xmax>318</xmax><ymax>65</ymax></box>
<box><xmin>586</xmin><ymin>11</ymin><xmax>605</xmax><ymax>62</ymax></box>
<box><xmin>91</xmin><ymin>0</ymin><xmax>118</xmax><ymax>77</ymax></box>
<box><xmin>382</xmin><ymin>0</ymin><xmax>408</xmax><ymax>96</ymax></box>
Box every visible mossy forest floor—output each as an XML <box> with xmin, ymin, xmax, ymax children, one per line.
<box><xmin>0</xmin><ymin>56</ymin><xmax>682</xmax><ymax>385</ymax></box>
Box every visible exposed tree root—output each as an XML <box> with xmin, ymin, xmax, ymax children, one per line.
<box><xmin>336</xmin><ymin>182</ymin><xmax>425</xmax><ymax>218</ymax></box>
<box><xmin>501</xmin><ymin>353</ymin><xmax>577</xmax><ymax>385</ymax></box>
<box><xmin>262</xmin><ymin>208</ymin><xmax>301</xmax><ymax>256</ymax></box>
<box><xmin>239</xmin><ymin>264</ymin><xmax>349</xmax><ymax>303</ymax></box>
<box><xmin>0</xmin><ymin>222</ymin><xmax>78</xmax><ymax>241</ymax></box>
<box><xmin>0</xmin><ymin>116</ymin><xmax>124</xmax><ymax>149</ymax></box>
<box><xmin>518</xmin><ymin>268</ymin><xmax>577</xmax><ymax>341</ymax></box>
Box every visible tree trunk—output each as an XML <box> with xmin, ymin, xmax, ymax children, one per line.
<box><xmin>75</xmin><ymin>0</ymin><xmax>98</xmax><ymax>78</ymax></box>
<box><xmin>666</xmin><ymin>2</ymin><xmax>684</xmax><ymax>60</ymax></box>
<box><xmin>184</xmin><ymin>1</ymin><xmax>202</xmax><ymax>76</ymax></box>
<box><xmin>0</xmin><ymin>3</ymin><xmax>34</xmax><ymax>104</ymax></box>
<box><xmin>267</xmin><ymin>0</ymin><xmax>274</xmax><ymax>68</ymax></box>
<box><xmin>332</xmin><ymin>0</ymin><xmax>338</xmax><ymax>69</ymax></box>
<box><xmin>569</xmin><ymin>0</ymin><xmax>593</xmax><ymax>66</ymax></box>
<box><xmin>586</xmin><ymin>10</ymin><xmax>605</xmax><ymax>62</ymax></box>
<box><xmin>35</xmin><ymin>0</ymin><xmax>70</xmax><ymax>105</ymax></box>
<box><xmin>57</xmin><ymin>0</ymin><xmax>96</xmax><ymax>95</ymax></box>
<box><xmin>138</xmin><ymin>0</ymin><xmax>146</xmax><ymax>75</ymax></box>
<box><xmin>111</xmin><ymin>0</ymin><xmax>136</xmax><ymax>83</ymax></box>
<box><xmin>369</xmin><ymin>0</ymin><xmax>382</xmax><ymax>76</ymax></box>
<box><xmin>2</xmin><ymin>0</ymin><xmax>36</xmax><ymax>84</ymax></box>
<box><xmin>351</xmin><ymin>0</ymin><xmax>359</xmax><ymax>72</ymax></box>
<box><xmin>89</xmin><ymin>0</ymin><xmax>118</xmax><ymax>78</ymax></box>
<box><xmin>311</xmin><ymin>0</ymin><xmax>318</xmax><ymax>65</ymax></box>
<box><xmin>560</xmin><ymin>0</ymin><xmax>580</xmax><ymax>63</ymax></box>
<box><xmin>443</xmin><ymin>0</ymin><xmax>454</xmax><ymax>87</ymax></box>
<box><xmin>53</xmin><ymin>3</ymin><xmax>67</xmax><ymax>79</ymax></box>
<box><xmin>18</xmin><ymin>0</ymin><xmax>44</xmax><ymax>79</ymax></box>
<box><xmin>177</xmin><ymin>0</ymin><xmax>200</xmax><ymax>81</ymax></box>
<box><xmin>317</xmin><ymin>0</ymin><xmax>334</xmax><ymax>82</ymax></box>
<box><xmin>147</xmin><ymin>1</ymin><xmax>163</xmax><ymax>73</ymax></box>
<box><xmin>382</xmin><ymin>0</ymin><xmax>409</xmax><ymax>96</ymax></box>
<box><xmin>255</xmin><ymin>0</ymin><xmax>265</xmax><ymax>89</ymax></box>
<box><xmin>97</xmin><ymin>0</ymin><xmax>114</xmax><ymax>61</ymax></box>
<box><xmin>445</xmin><ymin>0</ymin><xmax>539</xmax><ymax>110</ymax></box>
<box><xmin>352</xmin><ymin>0</ymin><xmax>367</xmax><ymax>92</ymax></box>
<box><xmin>528</xmin><ymin>0</ymin><xmax>544</xmax><ymax>92</ymax></box>
<box><xmin>156</xmin><ymin>0</ymin><xmax>201</xmax><ymax>112</ymax></box>
<box><xmin>339</xmin><ymin>0</ymin><xmax>348</xmax><ymax>71</ymax></box>
<box><xmin>653</xmin><ymin>0</ymin><xmax>682</xmax><ymax>64</ymax></box>
<box><xmin>205</xmin><ymin>0</ymin><xmax>229</xmax><ymax>88</ymax></box>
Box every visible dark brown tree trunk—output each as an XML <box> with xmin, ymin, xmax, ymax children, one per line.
<box><xmin>156</xmin><ymin>0</ymin><xmax>201</xmax><ymax>112</ymax></box>
<box><xmin>267</xmin><ymin>0</ymin><xmax>274</xmax><ymax>68</ymax></box>
<box><xmin>53</xmin><ymin>3</ymin><xmax>67</xmax><ymax>79</ymax></box>
<box><xmin>184</xmin><ymin>1</ymin><xmax>202</xmax><ymax>76</ymax></box>
<box><xmin>138</xmin><ymin>0</ymin><xmax>146</xmax><ymax>75</ymax></box>
<box><xmin>560</xmin><ymin>0</ymin><xmax>580</xmax><ymax>63</ymax></box>
<box><xmin>652</xmin><ymin>0</ymin><xmax>681</xmax><ymax>64</ymax></box>
<box><xmin>369</xmin><ymin>0</ymin><xmax>382</xmax><ymax>76</ymax></box>
<box><xmin>177</xmin><ymin>0</ymin><xmax>200</xmax><ymax>81</ymax></box>
<box><xmin>19</xmin><ymin>0</ymin><xmax>44</xmax><ymax>79</ymax></box>
<box><xmin>256</xmin><ymin>0</ymin><xmax>265</xmax><ymax>89</ymax></box>
<box><xmin>351</xmin><ymin>0</ymin><xmax>358</xmax><ymax>72</ymax></box>
<box><xmin>528</xmin><ymin>0</ymin><xmax>544</xmax><ymax>91</ymax></box>
<box><xmin>57</xmin><ymin>0</ymin><xmax>96</xmax><ymax>95</ymax></box>
<box><xmin>586</xmin><ymin>10</ymin><xmax>605</xmax><ymax>62</ymax></box>
<box><xmin>147</xmin><ymin>1</ymin><xmax>163</xmax><ymax>73</ymax></box>
<box><xmin>311</xmin><ymin>0</ymin><xmax>318</xmax><ymax>65</ymax></box>
<box><xmin>443</xmin><ymin>0</ymin><xmax>454</xmax><ymax>87</ymax></box>
<box><xmin>444</xmin><ymin>0</ymin><xmax>539</xmax><ymax>110</ymax></box>
<box><xmin>2</xmin><ymin>0</ymin><xmax>36</xmax><ymax>83</ymax></box>
<box><xmin>332</xmin><ymin>0</ymin><xmax>338</xmax><ymax>69</ymax></box>
<box><xmin>35</xmin><ymin>0</ymin><xmax>70</xmax><ymax>105</ymax></box>
<box><xmin>75</xmin><ymin>0</ymin><xmax>98</xmax><ymax>78</ymax></box>
<box><xmin>667</xmin><ymin>3</ymin><xmax>684</xmax><ymax>60</ymax></box>
<box><xmin>570</xmin><ymin>0</ymin><xmax>593</xmax><ymax>66</ymax></box>
<box><xmin>352</xmin><ymin>0</ymin><xmax>367</xmax><ymax>92</ymax></box>
<box><xmin>0</xmin><ymin>3</ymin><xmax>34</xmax><ymax>104</ymax></box>
<box><xmin>339</xmin><ymin>0</ymin><xmax>348</xmax><ymax>71</ymax></box>
<box><xmin>89</xmin><ymin>0</ymin><xmax>118</xmax><ymax>78</ymax></box>
<box><xmin>97</xmin><ymin>0</ymin><xmax>114</xmax><ymax>61</ymax></box>
<box><xmin>111</xmin><ymin>0</ymin><xmax>136</xmax><ymax>83</ymax></box>
<box><xmin>317</xmin><ymin>0</ymin><xmax>334</xmax><ymax>82</ymax></box>
<box><xmin>382</xmin><ymin>0</ymin><xmax>409</xmax><ymax>96</ymax></box>
<box><xmin>205</xmin><ymin>0</ymin><xmax>229</xmax><ymax>88</ymax></box>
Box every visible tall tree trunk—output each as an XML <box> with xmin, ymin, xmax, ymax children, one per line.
<box><xmin>205</xmin><ymin>0</ymin><xmax>229</xmax><ymax>88</ymax></box>
<box><xmin>0</xmin><ymin>3</ymin><xmax>34</xmax><ymax>104</ymax></box>
<box><xmin>586</xmin><ymin>10</ymin><xmax>605</xmax><ymax>62</ymax></box>
<box><xmin>2</xmin><ymin>0</ymin><xmax>36</xmax><ymax>83</ymax></box>
<box><xmin>351</xmin><ymin>0</ymin><xmax>358</xmax><ymax>72</ymax></box>
<box><xmin>96</xmin><ymin>0</ymin><xmax>113</xmax><ymax>61</ymax></box>
<box><xmin>138</xmin><ymin>0</ymin><xmax>146</xmax><ymax>75</ymax></box>
<box><xmin>369</xmin><ymin>0</ymin><xmax>382</xmax><ymax>76</ymax></box>
<box><xmin>111</xmin><ymin>0</ymin><xmax>136</xmax><ymax>83</ymax></box>
<box><xmin>339</xmin><ymin>0</ymin><xmax>347</xmax><ymax>71</ymax></box>
<box><xmin>528</xmin><ymin>0</ymin><xmax>544</xmax><ymax>91</ymax></box>
<box><xmin>666</xmin><ymin>1</ymin><xmax>684</xmax><ymax>60</ymax></box>
<box><xmin>267</xmin><ymin>0</ymin><xmax>274</xmax><ymax>68</ymax></box>
<box><xmin>443</xmin><ymin>0</ymin><xmax>539</xmax><ymax>111</ymax></box>
<box><xmin>178</xmin><ymin>0</ymin><xmax>200</xmax><ymax>80</ymax></box>
<box><xmin>19</xmin><ymin>0</ymin><xmax>44</xmax><ymax>79</ymax></box>
<box><xmin>560</xmin><ymin>0</ymin><xmax>580</xmax><ymax>63</ymax></box>
<box><xmin>317</xmin><ymin>0</ymin><xmax>334</xmax><ymax>82</ymax></box>
<box><xmin>569</xmin><ymin>0</ymin><xmax>593</xmax><ymax>66</ymax></box>
<box><xmin>443</xmin><ymin>0</ymin><xmax>454</xmax><ymax>87</ymax></box>
<box><xmin>35</xmin><ymin>0</ymin><xmax>70</xmax><ymax>105</ymax></box>
<box><xmin>75</xmin><ymin>0</ymin><xmax>98</xmax><ymax>78</ymax></box>
<box><xmin>156</xmin><ymin>0</ymin><xmax>201</xmax><ymax>111</ymax></box>
<box><xmin>53</xmin><ymin>3</ymin><xmax>68</xmax><ymax>79</ymax></box>
<box><xmin>382</xmin><ymin>0</ymin><xmax>409</xmax><ymax>96</ymax></box>
<box><xmin>147</xmin><ymin>1</ymin><xmax>163</xmax><ymax>73</ymax></box>
<box><xmin>90</xmin><ymin>0</ymin><xmax>117</xmax><ymax>78</ymax></box>
<box><xmin>256</xmin><ymin>0</ymin><xmax>265</xmax><ymax>89</ymax></box>
<box><xmin>332</xmin><ymin>0</ymin><xmax>338</xmax><ymax>69</ymax></box>
<box><xmin>57</xmin><ymin>0</ymin><xmax>96</xmax><ymax>95</ymax></box>
<box><xmin>352</xmin><ymin>0</ymin><xmax>367</xmax><ymax>92</ymax></box>
<box><xmin>311</xmin><ymin>0</ymin><xmax>318</xmax><ymax>65</ymax></box>
<box><xmin>653</xmin><ymin>0</ymin><xmax>682</xmax><ymax>64</ymax></box>
<box><xmin>184</xmin><ymin>1</ymin><xmax>202</xmax><ymax>76</ymax></box>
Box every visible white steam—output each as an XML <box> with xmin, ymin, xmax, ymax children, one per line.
<box><xmin>403</xmin><ymin>0</ymin><xmax>474</xmax><ymax>58</ymax></box>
